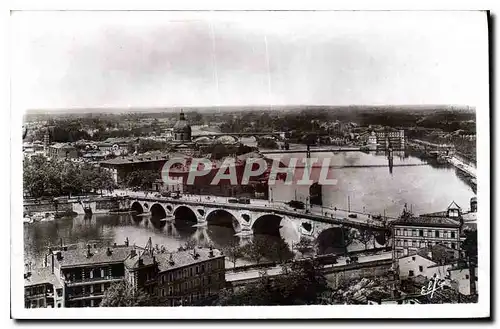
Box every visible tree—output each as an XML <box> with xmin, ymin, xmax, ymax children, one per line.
<box><xmin>223</xmin><ymin>242</ymin><xmax>244</xmax><ymax>268</ymax></box>
<box><xmin>356</xmin><ymin>228</ymin><xmax>373</xmax><ymax>250</ymax></box>
<box><xmin>240</xmin><ymin>240</ymin><xmax>264</xmax><ymax>264</ymax></box>
<box><xmin>257</xmin><ymin>137</ymin><xmax>279</xmax><ymax>149</ymax></box>
<box><xmin>213</xmin><ymin>258</ymin><xmax>329</xmax><ymax>306</ymax></box>
<box><xmin>23</xmin><ymin>155</ymin><xmax>115</xmax><ymax>198</ymax></box>
<box><xmin>99</xmin><ymin>282</ymin><xmax>152</xmax><ymax>307</ymax></box>
<box><xmin>124</xmin><ymin>169</ymin><xmax>159</xmax><ymax>190</ymax></box>
<box><xmin>295</xmin><ymin>237</ymin><xmax>314</xmax><ymax>256</ymax></box>
<box><xmin>268</xmin><ymin>237</ymin><xmax>294</xmax><ymax>263</ymax></box>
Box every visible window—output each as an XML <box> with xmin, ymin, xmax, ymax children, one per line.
<box><xmin>419</xmin><ymin>230</ymin><xmax>424</xmax><ymax>237</ymax></box>
<box><xmin>404</xmin><ymin>229</ymin><xmax>408</xmax><ymax>237</ymax></box>
<box><xmin>196</xmin><ymin>266</ymin><xmax>199</xmax><ymax>274</ymax></box>
<box><xmin>168</xmin><ymin>287</ymin><xmax>173</xmax><ymax>296</ymax></box>
<box><xmin>451</xmin><ymin>243</ymin><xmax>456</xmax><ymax>249</ymax></box>
<box><xmin>435</xmin><ymin>230</ymin><xmax>440</xmax><ymax>238</ymax></box>
<box><xmin>161</xmin><ymin>289</ymin><xmax>165</xmax><ymax>297</ymax></box>
<box><xmin>412</xmin><ymin>230</ymin><xmax>417</xmax><ymax>237</ymax></box>
<box><xmin>409</xmin><ymin>270</ymin><xmax>414</xmax><ymax>277</ymax></box>
<box><xmin>57</xmin><ymin>303</ymin><xmax>61</xmax><ymax>308</ymax></box>
<box><xmin>403</xmin><ymin>240</ymin><xmax>408</xmax><ymax>247</ymax></box>
<box><xmin>466</xmin><ymin>275</ymin><xmax>470</xmax><ymax>280</ymax></box>
<box><xmin>396</xmin><ymin>229</ymin><xmax>401</xmax><ymax>236</ymax></box>
<box><xmin>190</xmin><ymin>268</ymin><xmax>193</xmax><ymax>277</ymax></box>
<box><xmin>419</xmin><ymin>266</ymin><xmax>423</xmax><ymax>272</ymax></box>
<box><xmin>412</xmin><ymin>256</ymin><xmax>416</xmax><ymax>261</ymax></box>
<box><xmin>451</xmin><ymin>231</ymin><xmax>456</xmax><ymax>238</ymax></box>
<box><xmin>56</xmin><ymin>289</ymin><xmax>62</xmax><ymax>297</ymax></box>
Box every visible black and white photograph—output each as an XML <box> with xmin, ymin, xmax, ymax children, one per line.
<box><xmin>9</xmin><ymin>9</ymin><xmax>490</xmax><ymax>319</ymax></box>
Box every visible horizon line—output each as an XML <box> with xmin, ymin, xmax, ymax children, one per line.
<box><xmin>25</xmin><ymin>104</ymin><xmax>475</xmax><ymax>113</ymax></box>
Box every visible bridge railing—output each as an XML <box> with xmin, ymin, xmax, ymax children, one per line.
<box><xmin>127</xmin><ymin>194</ymin><xmax>390</xmax><ymax>229</ymax></box>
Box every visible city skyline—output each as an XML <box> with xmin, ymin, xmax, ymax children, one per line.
<box><xmin>12</xmin><ymin>11</ymin><xmax>487</xmax><ymax>110</ymax></box>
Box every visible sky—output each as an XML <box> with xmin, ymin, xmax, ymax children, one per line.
<box><xmin>11</xmin><ymin>11</ymin><xmax>488</xmax><ymax>110</ymax></box>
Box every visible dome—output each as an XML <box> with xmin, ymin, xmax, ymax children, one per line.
<box><xmin>173</xmin><ymin>112</ymin><xmax>191</xmax><ymax>134</ymax></box>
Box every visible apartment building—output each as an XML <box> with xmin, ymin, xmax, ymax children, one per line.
<box><xmin>24</xmin><ymin>241</ymin><xmax>225</xmax><ymax>308</ymax></box>
<box><xmin>392</xmin><ymin>202</ymin><xmax>462</xmax><ymax>259</ymax></box>
<box><xmin>155</xmin><ymin>247</ymin><xmax>226</xmax><ymax>306</ymax></box>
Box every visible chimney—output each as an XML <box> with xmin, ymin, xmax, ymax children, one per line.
<box><xmin>208</xmin><ymin>246</ymin><xmax>214</xmax><ymax>258</ymax></box>
<box><xmin>169</xmin><ymin>253</ymin><xmax>175</xmax><ymax>265</ymax></box>
<box><xmin>113</xmin><ymin>242</ymin><xmax>117</xmax><ymax>247</ymax></box>
<box><xmin>138</xmin><ymin>258</ymin><xmax>144</xmax><ymax>266</ymax></box>
<box><xmin>125</xmin><ymin>237</ymin><xmax>129</xmax><ymax>246</ymax></box>
<box><xmin>106</xmin><ymin>247</ymin><xmax>112</xmax><ymax>256</ymax></box>
<box><xmin>192</xmin><ymin>247</ymin><xmax>199</xmax><ymax>260</ymax></box>
<box><xmin>86</xmin><ymin>244</ymin><xmax>92</xmax><ymax>258</ymax></box>
<box><xmin>130</xmin><ymin>249</ymin><xmax>137</xmax><ymax>258</ymax></box>
<box><xmin>56</xmin><ymin>251</ymin><xmax>63</xmax><ymax>261</ymax></box>
<box><xmin>93</xmin><ymin>243</ymin><xmax>97</xmax><ymax>248</ymax></box>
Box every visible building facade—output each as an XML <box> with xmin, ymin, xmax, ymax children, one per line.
<box><xmin>24</xmin><ymin>241</ymin><xmax>225</xmax><ymax>308</ymax></box>
<box><xmin>392</xmin><ymin>202</ymin><xmax>463</xmax><ymax>259</ymax></box>
<box><xmin>47</xmin><ymin>143</ymin><xmax>78</xmax><ymax>159</ymax></box>
<box><xmin>376</xmin><ymin>130</ymin><xmax>405</xmax><ymax>150</ymax></box>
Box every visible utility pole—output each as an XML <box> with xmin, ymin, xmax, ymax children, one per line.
<box><xmin>348</xmin><ymin>195</ymin><xmax>351</xmax><ymax>213</ymax></box>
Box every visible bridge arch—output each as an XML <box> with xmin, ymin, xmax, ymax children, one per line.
<box><xmin>173</xmin><ymin>205</ymin><xmax>197</xmax><ymax>225</ymax></box>
<box><xmin>215</xmin><ymin>135</ymin><xmax>239</xmax><ymax>144</ymax></box>
<box><xmin>316</xmin><ymin>226</ymin><xmax>354</xmax><ymax>255</ymax></box>
<box><xmin>205</xmin><ymin>209</ymin><xmax>241</xmax><ymax>233</ymax></box>
<box><xmin>130</xmin><ymin>201</ymin><xmax>144</xmax><ymax>214</ymax></box>
<box><xmin>150</xmin><ymin>203</ymin><xmax>167</xmax><ymax>219</ymax></box>
<box><xmin>252</xmin><ymin>214</ymin><xmax>283</xmax><ymax>237</ymax></box>
<box><xmin>149</xmin><ymin>203</ymin><xmax>167</xmax><ymax>229</ymax></box>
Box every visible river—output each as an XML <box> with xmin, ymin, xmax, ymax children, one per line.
<box><xmin>24</xmin><ymin>149</ymin><xmax>476</xmax><ymax>266</ymax></box>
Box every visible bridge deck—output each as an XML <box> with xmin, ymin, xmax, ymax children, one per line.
<box><xmin>129</xmin><ymin>194</ymin><xmax>389</xmax><ymax>230</ymax></box>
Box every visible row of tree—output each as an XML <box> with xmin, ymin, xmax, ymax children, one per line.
<box><xmin>223</xmin><ymin>235</ymin><xmax>294</xmax><ymax>268</ymax></box>
<box><xmin>23</xmin><ymin>155</ymin><xmax>115</xmax><ymax>198</ymax></box>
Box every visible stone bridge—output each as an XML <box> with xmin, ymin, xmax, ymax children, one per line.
<box><xmin>192</xmin><ymin>132</ymin><xmax>285</xmax><ymax>144</ymax></box>
<box><xmin>125</xmin><ymin>196</ymin><xmax>390</xmax><ymax>246</ymax></box>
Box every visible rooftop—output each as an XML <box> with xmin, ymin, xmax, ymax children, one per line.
<box><xmin>99</xmin><ymin>151</ymin><xmax>189</xmax><ymax>165</ymax></box>
<box><xmin>49</xmin><ymin>143</ymin><xmax>75</xmax><ymax>149</ymax></box>
<box><xmin>24</xmin><ymin>267</ymin><xmax>61</xmax><ymax>288</ymax></box>
<box><xmin>155</xmin><ymin>247</ymin><xmax>224</xmax><ymax>273</ymax></box>
<box><xmin>393</xmin><ymin>215</ymin><xmax>461</xmax><ymax>228</ymax></box>
<box><xmin>53</xmin><ymin>245</ymin><xmax>136</xmax><ymax>268</ymax></box>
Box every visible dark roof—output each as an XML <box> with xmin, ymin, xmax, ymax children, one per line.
<box><xmin>155</xmin><ymin>248</ymin><xmax>224</xmax><ymax>273</ymax></box>
<box><xmin>24</xmin><ymin>267</ymin><xmax>61</xmax><ymax>288</ymax></box>
<box><xmin>393</xmin><ymin>216</ymin><xmax>461</xmax><ymax>228</ymax></box>
<box><xmin>124</xmin><ymin>251</ymin><xmax>156</xmax><ymax>269</ymax></box>
<box><xmin>99</xmin><ymin>151</ymin><xmax>188</xmax><ymax>165</ymax></box>
<box><xmin>54</xmin><ymin>245</ymin><xmax>135</xmax><ymax>268</ymax></box>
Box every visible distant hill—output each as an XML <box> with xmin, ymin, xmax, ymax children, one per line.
<box><xmin>25</xmin><ymin>104</ymin><xmax>475</xmax><ymax>116</ymax></box>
